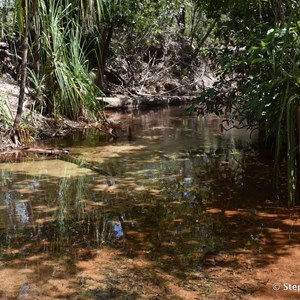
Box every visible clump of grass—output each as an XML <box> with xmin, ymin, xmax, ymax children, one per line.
<box><xmin>38</xmin><ymin>0</ymin><xmax>102</xmax><ymax>120</ymax></box>
<box><xmin>0</xmin><ymin>94</ymin><xmax>35</xmax><ymax>145</ymax></box>
<box><xmin>0</xmin><ymin>95</ymin><xmax>14</xmax><ymax>130</ymax></box>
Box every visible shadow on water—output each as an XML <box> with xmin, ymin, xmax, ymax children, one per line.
<box><xmin>0</xmin><ymin>106</ymin><xmax>298</xmax><ymax>299</ymax></box>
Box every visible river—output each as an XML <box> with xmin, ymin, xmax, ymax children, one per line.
<box><xmin>0</xmin><ymin>106</ymin><xmax>280</xmax><ymax>299</ymax></box>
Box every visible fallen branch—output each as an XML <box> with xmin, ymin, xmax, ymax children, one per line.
<box><xmin>22</xmin><ymin>147</ymin><xmax>70</xmax><ymax>155</ymax></box>
<box><xmin>0</xmin><ymin>147</ymin><xmax>70</xmax><ymax>156</ymax></box>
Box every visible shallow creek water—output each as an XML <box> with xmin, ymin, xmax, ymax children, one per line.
<box><xmin>0</xmin><ymin>106</ymin><xmax>279</xmax><ymax>299</ymax></box>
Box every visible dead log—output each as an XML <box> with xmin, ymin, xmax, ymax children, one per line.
<box><xmin>0</xmin><ymin>147</ymin><xmax>69</xmax><ymax>163</ymax></box>
<box><xmin>22</xmin><ymin>147</ymin><xmax>70</xmax><ymax>155</ymax></box>
<box><xmin>0</xmin><ymin>147</ymin><xmax>70</xmax><ymax>156</ymax></box>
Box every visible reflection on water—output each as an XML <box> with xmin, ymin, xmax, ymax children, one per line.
<box><xmin>0</xmin><ymin>106</ymin><xmax>275</xmax><ymax>290</ymax></box>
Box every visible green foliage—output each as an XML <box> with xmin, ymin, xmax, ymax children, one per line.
<box><xmin>237</xmin><ymin>22</ymin><xmax>299</xmax><ymax>206</ymax></box>
<box><xmin>0</xmin><ymin>96</ymin><xmax>14</xmax><ymax>129</ymax></box>
<box><xmin>38</xmin><ymin>0</ymin><xmax>102</xmax><ymax>120</ymax></box>
<box><xmin>1</xmin><ymin>0</ymin><xmax>104</xmax><ymax>121</ymax></box>
<box><xmin>197</xmin><ymin>6</ymin><xmax>300</xmax><ymax>205</ymax></box>
<box><xmin>27</xmin><ymin>69</ymin><xmax>45</xmax><ymax>101</ymax></box>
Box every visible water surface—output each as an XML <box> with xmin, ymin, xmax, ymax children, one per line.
<box><xmin>0</xmin><ymin>106</ymin><xmax>277</xmax><ymax>298</ymax></box>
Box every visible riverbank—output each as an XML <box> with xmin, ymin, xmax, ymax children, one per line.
<box><xmin>0</xmin><ymin>75</ymin><xmax>202</xmax><ymax>151</ymax></box>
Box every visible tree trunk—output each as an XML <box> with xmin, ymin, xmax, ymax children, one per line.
<box><xmin>277</xmin><ymin>0</ymin><xmax>285</xmax><ymax>26</ymax></box>
<box><xmin>192</xmin><ymin>19</ymin><xmax>217</xmax><ymax>60</ymax></box>
<box><xmin>189</xmin><ymin>5</ymin><xmax>200</xmax><ymax>47</ymax></box>
<box><xmin>12</xmin><ymin>19</ymin><xmax>29</xmax><ymax>144</ymax></box>
<box><xmin>177</xmin><ymin>5</ymin><xmax>186</xmax><ymax>35</ymax></box>
<box><xmin>298</xmin><ymin>106</ymin><xmax>300</xmax><ymax>160</ymax></box>
<box><xmin>96</xmin><ymin>25</ymin><xmax>113</xmax><ymax>90</ymax></box>
<box><xmin>32</xmin><ymin>1</ymin><xmax>40</xmax><ymax>77</ymax></box>
<box><xmin>0</xmin><ymin>1</ymin><xmax>8</xmax><ymax>38</ymax></box>
<box><xmin>274</xmin><ymin>0</ymin><xmax>285</xmax><ymax>26</ymax></box>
